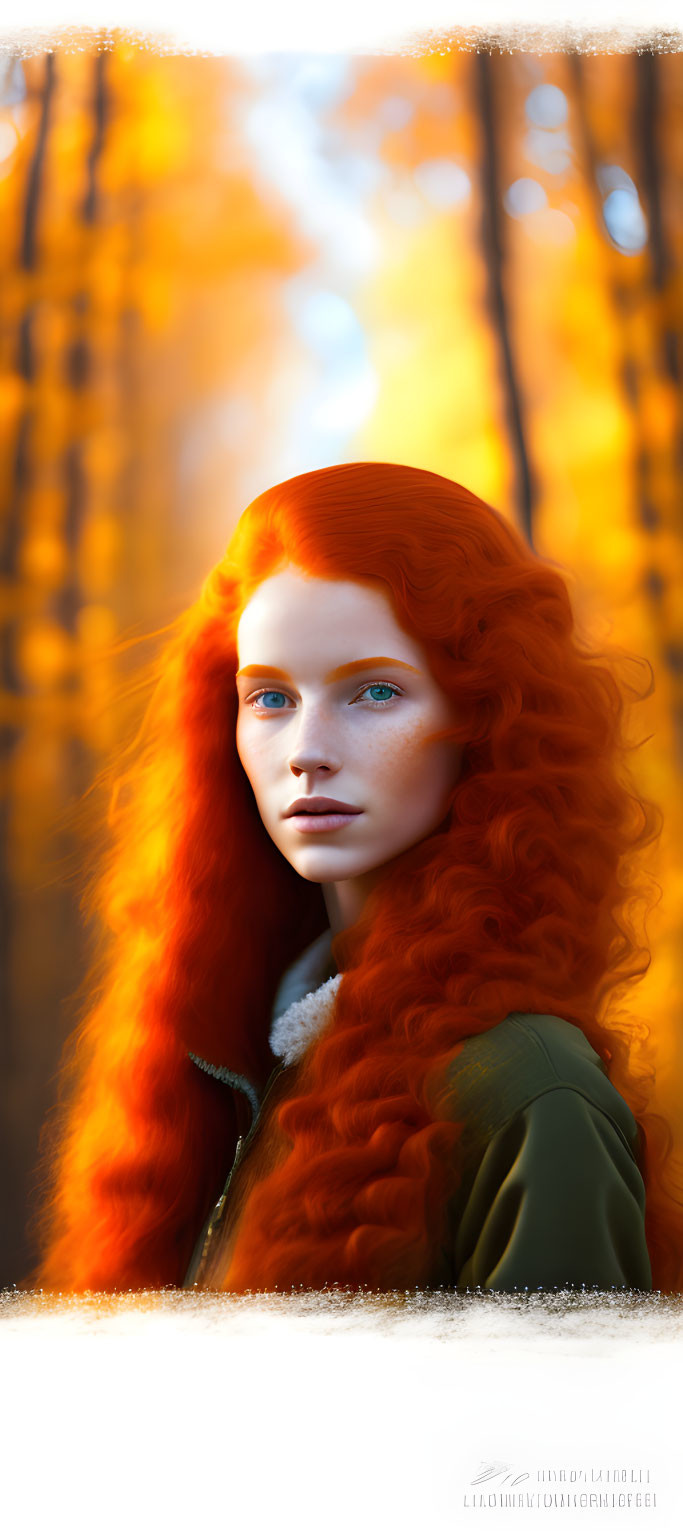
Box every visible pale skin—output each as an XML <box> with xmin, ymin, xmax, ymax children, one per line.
<box><xmin>235</xmin><ymin>566</ymin><xmax>463</xmax><ymax>936</ymax></box>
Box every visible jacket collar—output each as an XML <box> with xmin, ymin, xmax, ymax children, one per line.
<box><xmin>268</xmin><ymin>928</ymin><xmax>340</xmax><ymax>1065</ymax></box>
<box><xmin>269</xmin><ymin>972</ymin><xmax>342</xmax><ymax>1066</ymax></box>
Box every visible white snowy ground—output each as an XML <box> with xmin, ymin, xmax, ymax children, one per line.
<box><xmin>0</xmin><ymin>1290</ymin><xmax>680</xmax><ymax>1536</ymax></box>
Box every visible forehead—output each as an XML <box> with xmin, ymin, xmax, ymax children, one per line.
<box><xmin>236</xmin><ymin>568</ymin><xmax>425</xmax><ymax>670</ymax></box>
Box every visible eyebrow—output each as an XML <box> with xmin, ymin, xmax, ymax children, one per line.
<box><xmin>235</xmin><ymin>655</ymin><xmax>421</xmax><ymax>684</ymax></box>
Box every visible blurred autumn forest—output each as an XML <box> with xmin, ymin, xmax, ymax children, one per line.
<box><xmin>0</xmin><ymin>43</ymin><xmax>681</xmax><ymax>1287</ymax></box>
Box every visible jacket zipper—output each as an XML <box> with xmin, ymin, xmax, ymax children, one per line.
<box><xmin>183</xmin><ymin>1062</ymin><xmax>285</xmax><ymax>1288</ymax></box>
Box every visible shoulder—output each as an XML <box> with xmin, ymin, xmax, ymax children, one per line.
<box><xmin>429</xmin><ymin>1014</ymin><xmax>651</xmax><ymax>1291</ymax></box>
<box><xmin>428</xmin><ymin>1011</ymin><xmax>640</xmax><ymax>1165</ymax></box>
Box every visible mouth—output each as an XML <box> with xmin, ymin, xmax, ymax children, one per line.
<box><xmin>284</xmin><ymin>797</ymin><xmax>363</xmax><ymax>834</ymax></box>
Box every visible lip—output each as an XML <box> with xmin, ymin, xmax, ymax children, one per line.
<box><xmin>286</xmin><ymin>812</ymin><xmax>363</xmax><ymax>834</ymax></box>
<box><xmin>284</xmin><ymin>798</ymin><xmax>363</xmax><ymax>817</ymax></box>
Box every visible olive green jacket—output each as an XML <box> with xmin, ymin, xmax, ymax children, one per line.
<box><xmin>185</xmin><ymin>934</ymin><xmax>651</xmax><ymax>1292</ymax></box>
<box><xmin>428</xmin><ymin>1011</ymin><xmax>651</xmax><ymax>1290</ymax></box>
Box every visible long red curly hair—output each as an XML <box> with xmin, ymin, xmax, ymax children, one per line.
<box><xmin>30</xmin><ymin>462</ymin><xmax>680</xmax><ymax>1292</ymax></box>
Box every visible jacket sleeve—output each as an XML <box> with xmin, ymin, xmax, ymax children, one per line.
<box><xmin>454</xmin><ymin>1086</ymin><xmax>652</xmax><ymax>1292</ymax></box>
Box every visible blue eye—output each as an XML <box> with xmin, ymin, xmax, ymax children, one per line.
<box><xmin>255</xmin><ymin>690</ymin><xmax>288</xmax><ymax>709</ymax></box>
<box><xmin>357</xmin><ymin>683</ymin><xmax>400</xmax><ymax>704</ymax></box>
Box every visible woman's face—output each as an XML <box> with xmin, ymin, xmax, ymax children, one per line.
<box><xmin>235</xmin><ymin>567</ymin><xmax>462</xmax><ymax>916</ymax></box>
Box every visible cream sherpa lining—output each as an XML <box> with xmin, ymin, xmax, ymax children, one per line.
<box><xmin>268</xmin><ymin>972</ymin><xmax>342</xmax><ymax>1066</ymax></box>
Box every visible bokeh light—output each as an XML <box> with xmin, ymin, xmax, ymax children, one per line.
<box><xmin>525</xmin><ymin>83</ymin><xmax>569</xmax><ymax>128</ymax></box>
<box><xmin>504</xmin><ymin>176</ymin><xmax>548</xmax><ymax>217</ymax></box>
<box><xmin>413</xmin><ymin>158</ymin><xmax>471</xmax><ymax>209</ymax></box>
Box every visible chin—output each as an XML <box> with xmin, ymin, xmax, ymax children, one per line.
<box><xmin>287</xmin><ymin>851</ymin><xmax>374</xmax><ymax>885</ymax></box>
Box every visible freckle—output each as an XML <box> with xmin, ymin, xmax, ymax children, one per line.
<box><xmin>401</xmin><ymin>721</ymin><xmax>434</xmax><ymax>749</ymax></box>
<box><xmin>365</xmin><ymin>720</ymin><xmax>428</xmax><ymax>764</ymax></box>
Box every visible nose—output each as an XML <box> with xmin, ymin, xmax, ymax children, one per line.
<box><xmin>288</xmin><ymin>706</ymin><xmax>341</xmax><ymax>779</ymax></box>
<box><xmin>289</xmin><ymin>748</ymin><xmax>341</xmax><ymax>779</ymax></box>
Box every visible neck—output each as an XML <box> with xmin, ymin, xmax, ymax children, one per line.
<box><xmin>322</xmin><ymin>871</ymin><xmax>378</xmax><ymax>937</ymax></box>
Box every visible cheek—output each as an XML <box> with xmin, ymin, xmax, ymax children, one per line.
<box><xmin>367</xmin><ymin>719</ymin><xmax>436</xmax><ymax>794</ymax></box>
<box><xmin>235</xmin><ymin>720</ymin><xmax>271</xmax><ymax>805</ymax></box>
<box><xmin>379</xmin><ymin>721</ymin><xmax>460</xmax><ymax>809</ymax></box>
<box><xmin>235</xmin><ymin>717</ymin><xmax>253</xmax><ymax>781</ymax></box>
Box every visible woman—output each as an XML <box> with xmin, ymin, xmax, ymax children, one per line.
<box><xmin>31</xmin><ymin>462</ymin><xmax>678</xmax><ymax>1293</ymax></box>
